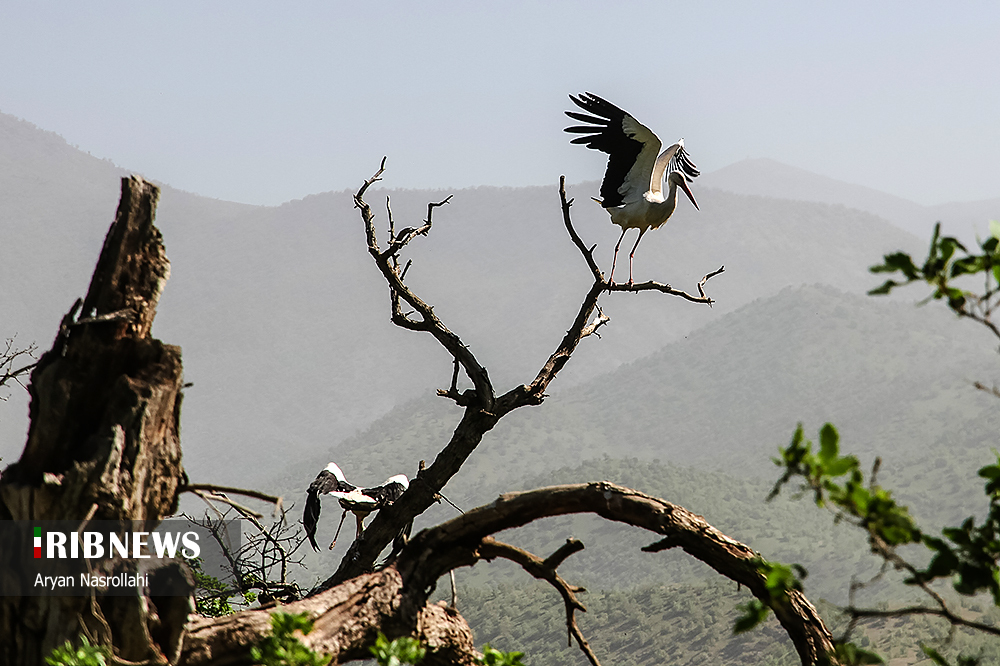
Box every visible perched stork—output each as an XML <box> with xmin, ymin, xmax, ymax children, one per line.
<box><xmin>303</xmin><ymin>463</ymin><xmax>409</xmax><ymax>551</ymax></box>
<box><xmin>565</xmin><ymin>92</ymin><xmax>700</xmax><ymax>286</ymax></box>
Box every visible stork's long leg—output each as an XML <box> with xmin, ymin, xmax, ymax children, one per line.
<box><xmin>329</xmin><ymin>509</ymin><xmax>349</xmax><ymax>550</ymax></box>
<box><xmin>355</xmin><ymin>513</ymin><xmax>365</xmax><ymax>539</ymax></box>
<box><xmin>608</xmin><ymin>227</ymin><xmax>628</xmax><ymax>287</ymax></box>
<box><xmin>627</xmin><ymin>228</ymin><xmax>648</xmax><ymax>286</ymax></box>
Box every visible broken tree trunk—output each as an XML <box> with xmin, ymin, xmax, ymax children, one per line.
<box><xmin>0</xmin><ymin>176</ymin><xmax>189</xmax><ymax>665</ymax></box>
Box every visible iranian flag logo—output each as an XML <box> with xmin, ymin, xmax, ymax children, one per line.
<box><xmin>33</xmin><ymin>527</ymin><xmax>41</xmax><ymax>559</ymax></box>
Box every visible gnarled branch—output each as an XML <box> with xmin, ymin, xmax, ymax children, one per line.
<box><xmin>321</xmin><ymin>162</ymin><xmax>725</xmax><ymax>590</ymax></box>
<box><xmin>180</xmin><ymin>483</ymin><xmax>838</xmax><ymax>666</ymax></box>
<box><xmin>478</xmin><ymin>538</ymin><xmax>600</xmax><ymax>666</ymax></box>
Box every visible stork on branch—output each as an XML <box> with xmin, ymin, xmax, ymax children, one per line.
<box><xmin>304</xmin><ymin>462</ymin><xmax>409</xmax><ymax>551</ymax></box>
<box><xmin>320</xmin><ymin>111</ymin><xmax>722</xmax><ymax>589</ymax></box>
<box><xmin>565</xmin><ymin>92</ymin><xmax>700</xmax><ymax>287</ymax></box>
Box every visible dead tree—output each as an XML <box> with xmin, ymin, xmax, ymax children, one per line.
<box><xmin>1</xmin><ymin>167</ymin><xmax>843</xmax><ymax>665</ymax></box>
<box><xmin>0</xmin><ymin>176</ymin><xmax>189</xmax><ymax>665</ymax></box>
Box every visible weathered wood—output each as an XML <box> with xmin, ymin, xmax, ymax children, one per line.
<box><xmin>397</xmin><ymin>482</ymin><xmax>839</xmax><ymax>666</ymax></box>
<box><xmin>180</xmin><ymin>569</ymin><xmax>479</xmax><ymax>666</ymax></box>
<box><xmin>0</xmin><ymin>176</ymin><xmax>188</xmax><ymax>665</ymax></box>
<box><xmin>177</xmin><ymin>482</ymin><xmax>840</xmax><ymax>666</ymax></box>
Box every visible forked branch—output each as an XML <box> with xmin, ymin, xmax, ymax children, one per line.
<box><xmin>479</xmin><ymin>538</ymin><xmax>600</xmax><ymax>666</ymax></box>
<box><xmin>181</xmin><ymin>483</ymin><xmax>838</xmax><ymax>666</ymax></box>
<box><xmin>0</xmin><ymin>337</ymin><xmax>38</xmax><ymax>397</ymax></box>
<box><xmin>322</xmin><ymin>160</ymin><xmax>724</xmax><ymax>593</ymax></box>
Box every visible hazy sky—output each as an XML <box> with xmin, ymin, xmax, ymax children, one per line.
<box><xmin>2</xmin><ymin>2</ymin><xmax>998</xmax><ymax>206</ymax></box>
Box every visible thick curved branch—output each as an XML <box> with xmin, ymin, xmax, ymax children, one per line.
<box><xmin>182</xmin><ymin>483</ymin><xmax>838</xmax><ymax>666</ymax></box>
<box><xmin>396</xmin><ymin>482</ymin><xmax>838</xmax><ymax>666</ymax></box>
<box><xmin>180</xmin><ymin>569</ymin><xmax>480</xmax><ymax>666</ymax></box>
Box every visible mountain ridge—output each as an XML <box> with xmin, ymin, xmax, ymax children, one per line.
<box><xmin>0</xmin><ymin>110</ymin><xmax>975</xmax><ymax>487</ymax></box>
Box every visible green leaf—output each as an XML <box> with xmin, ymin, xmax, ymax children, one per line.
<box><xmin>977</xmin><ymin>463</ymin><xmax>1000</xmax><ymax>480</ymax></box>
<box><xmin>252</xmin><ymin>610</ymin><xmax>329</xmax><ymax>666</ymax></box>
<box><xmin>818</xmin><ymin>423</ymin><xmax>838</xmax><ymax>463</ymax></box>
<box><xmin>867</xmin><ymin>279</ymin><xmax>901</xmax><ymax>296</ymax></box>
<box><xmin>732</xmin><ymin>599</ymin><xmax>769</xmax><ymax>634</ymax></box>
<box><xmin>835</xmin><ymin>641</ymin><xmax>885</xmax><ymax>665</ymax></box>
<box><xmin>921</xmin><ymin>645</ymin><xmax>952</xmax><ymax>666</ymax></box>
<box><xmin>825</xmin><ymin>457</ymin><xmax>857</xmax><ymax>477</ymax></box>
<box><xmin>44</xmin><ymin>636</ymin><xmax>110</xmax><ymax>666</ymax></box>
<box><xmin>371</xmin><ymin>633</ymin><xmax>426</xmax><ymax>666</ymax></box>
<box><xmin>477</xmin><ymin>645</ymin><xmax>526</xmax><ymax>666</ymax></box>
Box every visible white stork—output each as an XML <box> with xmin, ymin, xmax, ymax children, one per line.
<box><xmin>565</xmin><ymin>92</ymin><xmax>700</xmax><ymax>286</ymax></box>
<box><xmin>303</xmin><ymin>462</ymin><xmax>409</xmax><ymax>551</ymax></box>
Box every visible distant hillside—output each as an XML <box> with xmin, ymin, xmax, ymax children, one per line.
<box><xmin>278</xmin><ymin>453</ymin><xmax>879</xmax><ymax>598</ymax></box>
<box><xmin>701</xmin><ymin>158</ymin><xmax>1000</xmax><ymax>242</ymax></box>
<box><xmin>0</xmin><ymin>110</ymin><xmax>959</xmax><ymax>491</ymax></box>
<box><xmin>268</xmin><ymin>284</ymin><xmax>1000</xmax><ymax>533</ymax></box>
<box><xmin>455</xmin><ymin>580</ymin><xmax>998</xmax><ymax>666</ymax></box>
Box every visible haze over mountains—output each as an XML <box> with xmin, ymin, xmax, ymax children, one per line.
<box><xmin>702</xmin><ymin>158</ymin><xmax>1000</xmax><ymax>244</ymax></box>
<box><xmin>1</xmin><ymin>106</ymin><xmax>995</xmax><ymax>497</ymax></box>
<box><xmin>4</xmin><ymin>109</ymin><xmax>1000</xmax><ymax>663</ymax></box>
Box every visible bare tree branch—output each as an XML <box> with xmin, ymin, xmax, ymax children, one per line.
<box><xmin>607</xmin><ymin>265</ymin><xmax>726</xmax><ymax>303</ymax></box>
<box><xmin>321</xmin><ymin>162</ymin><xmax>725</xmax><ymax>591</ymax></box>
<box><xmin>394</xmin><ymin>482</ymin><xmax>837</xmax><ymax>666</ymax></box>
<box><xmin>559</xmin><ymin>176</ymin><xmax>602</xmax><ymax>281</ymax></box>
<box><xmin>0</xmin><ymin>336</ymin><xmax>37</xmax><ymax>398</ymax></box>
<box><xmin>479</xmin><ymin>538</ymin><xmax>600</xmax><ymax>666</ymax></box>
<box><xmin>181</xmin><ymin>483</ymin><xmax>838</xmax><ymax>666</ymax></box>
<box><xmin>844</xmin><ymin>604</ymin><xmax>1000</xmax><ymax>637</ymax></box>
<box><xmin>180</xmin><ymin>483</ymin><xmax>283</xmax><ymax>507</ymax></box>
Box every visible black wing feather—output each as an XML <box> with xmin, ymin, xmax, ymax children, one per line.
<box><xmin>303</xmin><ymin>469</ymin><xmax>357</xmax><ymax>552</ymax></box>
<box><xmin>304</xmin><ymin>485</ymin><xmax>323</xmax><ymax>551</ymax></box>
<box><xmin>565</xmin><ymin>111</ymin><xmax>607</xmax><ymax>124</ymax></box>
<box><xmin>565</xmin><ymin>92</ymin><xmax>643</xmax><ymax>207</ymax></box>
<box><xmin>362</xmin><ymin>480</ymin><xmax>407</xmax><ymax>508</ymax></box>
<box><xmin>669</xmin><ymin>144</ymin><xmax>700</xmax><ymax>182</ymax></box>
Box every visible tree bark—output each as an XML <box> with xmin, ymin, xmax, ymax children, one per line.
<box><xmin>181</xmin><ymin>569</ymin><xmax>479</xmax><ymax>666</ymax></box>
<box><xmin>176</xmin><ymin>483</ymin><xmax>839</xmax><ymax>666</ymax></box>
<box><xmin>0</xmin><ymin>176</ymin><xmax>189</xmax><ymax>665</ymax></box>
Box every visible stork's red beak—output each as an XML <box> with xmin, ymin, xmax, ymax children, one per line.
<box><xmin>679</xmin><ymin>177</ymin><xmax>699</xmax><ymax>211</ymax></box>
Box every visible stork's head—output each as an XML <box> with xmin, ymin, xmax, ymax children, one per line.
<box><xmin>667</xmin><ymin>171</ymin><xmax>699</xmax><ymax>211</ymax></box>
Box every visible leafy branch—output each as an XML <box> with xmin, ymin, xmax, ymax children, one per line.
<box><xmin>766</xmin><ymin>423</ymin><xmax>1000</xmax><ymax>665</ymax></box>
<box><xmin>251</xmin><ymin>611</ymin><xmax>330</xmax><ymax>666</ymax></box>
<box><xmin>870</xmin><ymin>221</ymin><xmax>1000</xmax><ymax>341</ymax></box>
